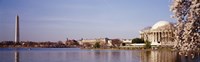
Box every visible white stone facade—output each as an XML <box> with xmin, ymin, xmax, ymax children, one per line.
<box><xmin>121</xmin><ymin>39</ymin><xmax>132</xmax><ymax>43</ymax></box>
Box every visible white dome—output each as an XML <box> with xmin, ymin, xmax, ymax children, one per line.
<box><xmin>152</xmin><ymin>21</ymin><xmax>171</xmax><ymax>29</ymax></box>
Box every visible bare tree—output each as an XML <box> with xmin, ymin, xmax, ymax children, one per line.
<box><xmin>111</xmin><ymin>39</ymin><xmax>122</xmax><ymax>48</ymax></box>
<box><xmin>170</xmin><ymin>0</ymin><xmax>200</xmax><ymax>52</ymax></box>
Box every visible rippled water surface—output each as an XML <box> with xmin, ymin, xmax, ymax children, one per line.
<box><xmin>0</xmin><ymin>48</ymin><xmax>200</xmax><ymax>62</ymax></box>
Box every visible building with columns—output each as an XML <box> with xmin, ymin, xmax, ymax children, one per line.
<box><xmin>139</xmin><ymin>21</ymin><xmax>176</xmax><ymax>46</ymax></box>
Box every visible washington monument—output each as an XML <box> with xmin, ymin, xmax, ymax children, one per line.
<box><xmin>15</xmin><ymin>15</ymin><xmax>20</xmax><ymax>43</ymax></box>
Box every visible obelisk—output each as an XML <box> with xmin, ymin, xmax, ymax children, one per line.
<box><xmin>15</xmin><ymin>15</ymin><xmax>20</xmax><ymax>43</ymax></box>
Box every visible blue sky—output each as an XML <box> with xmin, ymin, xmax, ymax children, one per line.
<box><xmin>0</xmin><ymin>0</ymin><xmax>175</xmax><ymax>42</ymax></box>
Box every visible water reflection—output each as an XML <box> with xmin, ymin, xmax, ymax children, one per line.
<box><xmin>89</xmin><ymin>50</ymin><xmax>140</xmax><ymax>62</ymax></box>
<box><xmin>176</xmin><ymin>52</ymin><xmax>200</xmax><ymax>62</ymax></box>
<box><xmin>0</xmin><ymin>48</ymin><xmax>200</xmax><ymax>62</ymax></box>
<box><xmin>14</xmin><ymin>50</ymin><xmax>19</xmax><ymax>62</ymax></box>
<box><xmin>141</xmin><ymin>50</ymin><xmax>177</xmax><ymax>62</ymax></box>
<box><xmin>140</xmin><ymin>50</ymin><xmax>200</xmax><ymax>62</ymax></box>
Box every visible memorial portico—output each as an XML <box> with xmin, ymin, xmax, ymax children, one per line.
<box><xmin>140</xmin><ymin>21</ymin><xmax>175</xmax><ymax>46</ymax></box>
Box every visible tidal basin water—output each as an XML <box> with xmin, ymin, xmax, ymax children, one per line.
<box><xmin>0</xmin><ymin>48</ymin><xmax>200</xmax><ymax>62</ymax></box>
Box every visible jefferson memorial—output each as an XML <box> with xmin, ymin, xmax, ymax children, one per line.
<box><xmin>139</xmin><ymin>21</ymin><xmax>176</xmax><ymax>46</ymax></box>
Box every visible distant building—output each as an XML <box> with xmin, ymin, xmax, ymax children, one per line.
<box><xmin>121</xmin><ymin>39</ymin><xmax>132</xmax><ymax>43</ymax></box>
<box><xmin>80</xmin><ymin>38</ymin><xmax>108</xmax><ymax>44</ymax></box>
<box><xmin>80</xmin><ymin>38</ymin><xmax>109</xmax><ymax>48</ymax></box>
<box><xmin>139</xmin><ymin>21</ymin><xmax>176</xmax><ymax>46</ymax></box>
<box><xmin>121</xmin><ymin>39</ymin><xmax>132</xmax><ymax>46</ymax></box>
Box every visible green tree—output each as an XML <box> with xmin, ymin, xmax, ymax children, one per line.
<box><xmin>144</xmin><ymin>41</ymin><xmax>151</xmax><ymax>49</ymax></box>
<box><xmin>132</xmin><ymin>38</ymin><xmax>145</xmax><ymax>43</ymax></box>
<box><xmin>94</xmin><ymin>42</ymin><xmax>100</xmax><ymax>48</ymax></box>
